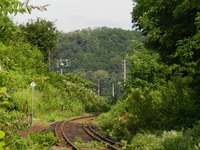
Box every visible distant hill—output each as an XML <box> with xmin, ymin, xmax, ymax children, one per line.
<box><xmin>54</xmin><ymin>27</ymin><xmax>143</xmax><ymax>99</ymax></box>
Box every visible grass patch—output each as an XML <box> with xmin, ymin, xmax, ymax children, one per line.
<box><xmin>74</xmin><ymin>137</ymin><xmax>105</xmax><ymax>149</ymax></box>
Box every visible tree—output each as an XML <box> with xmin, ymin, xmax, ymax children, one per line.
<box><xmin>92</xmin><ymin>70</ymin><xmax>109</xmax><ymax>96</ymax></box>
<box><xmin>128</xmin><ymin>0</ymin><xmax>200</xmax><ymax>129</ymax></box>
<box><xmin>132</xmin><ymin>0</ymin><xmax>200</xmax><ymax>98</ymax></box>
<box><xmin>0</xmin><ymin>0</ymin><xmax>26</xmax><ymax>43</ymax></box>
<box><xmin>19</xmin><ymin>18</ymin><xmax>59</xmax><ymax>69</ymax></box>
<box><xmin>0</xmin><ymin>0</ymin><xmax>26</xmax><ymax>16</ymax></box>
<box><xmin>132</xmin><ymin>0</ymin><xmax>200</xmax><ymax>61</ymax></box>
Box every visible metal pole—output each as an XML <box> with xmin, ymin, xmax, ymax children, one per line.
<box><xmin>124</xmin><ymin>60</ymin><xmax>126</xmax><ymax>84</ymax></box>
<box><xmin>30</xmin><ymin>82</ymin><xmax>36</xmax><ymax>126</ymax></box>
<box><xmin>31</xmin><ymin>86</ymin><xmax>34</xmax><ymax>126</ymax></box>
<box><xmin>98</xmin><ymin>79</ymin><xmax>100</xmax><ymax>96</ymax></box>
<box><xmin>112</xmin><ymin>84</ymin><xmax>115</xmax><ymax>97</ymax></box>
<box><xmin>32</xmin><ymin>86</ymin><xmax>34</xmax><ymax>118</ymax></box>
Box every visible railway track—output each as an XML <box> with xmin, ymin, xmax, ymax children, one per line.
<box><xmin>46</xmin><ymin>115</ymin><xmax>123</xmax><ymax>150</ymax></box>
<box><xmin>83</xmin><ymin>122</ymin><xmax>123</xmax><ymax>149</ymax></box>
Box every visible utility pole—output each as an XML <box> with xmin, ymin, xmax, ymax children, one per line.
<box><xmin>112</xmin><ymin>84</ymin><xmax>115</xmax><ymax>97</ymax></box>
<box><xmin>48</xmin><ymin>50</ymin><xmax>51</xmax><ymax>71</ymax></box>
<box><xmin>98</xmin><ymin>79</ymin><xmax>100</xmax><ymax>96</ymax></box>
<box><xmin>123</xmin><ymin>59</ymin><xmax>126</xmax><ymax>84</ymax></box>
<box><xmin>57</xmin><ymin>59</ymin><xmax>71</xmax><ymax>75</ymax></box>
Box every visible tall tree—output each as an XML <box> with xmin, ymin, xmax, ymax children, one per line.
<box><xmin>19</xmin><ymin>18</ymin><xmax>58</xmax><ymax>69</ymax></box>
<box><xmin>129</xmin><ymin>0</ymin><xmax>200</xmax><ymax>129</ymax></box>
<box><xmin>132</xmin><ymin>0</ymin><xmax>200</xmax><ymax>61</ymax></box>
<box><xmin>92</xmin><ymin>70</ymin><xmax>109</xmax><ymax>96</ymax></box>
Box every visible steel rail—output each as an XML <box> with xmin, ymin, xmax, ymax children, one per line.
<box><xmin>88</xmin><ymin>122</ymin><xmax>122</xmax><ymax>147</ymax></box>
<box><xmin>61</xmin><ymin>123</ymin><xmax>79</xmax><ymax>150</ymax></box>
<box><xmin>61</xmin><ymin>115</ymin><xmax>97</xmax><ymax>150</ymax></box>
<box><xmin>83</xmin><ymin>123</ymin><xmax>120</xmax><ymax>150</ymax></box>
<box><xmin>54</xmin><ymin>121</ymin><xmax>63</xmax><ymax>138</ymax></box>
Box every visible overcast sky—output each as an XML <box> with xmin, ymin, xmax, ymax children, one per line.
<box><xmin>14</xmin><ymin>0</ymin><xmax>134</xmax><ymax>33</ymax></box>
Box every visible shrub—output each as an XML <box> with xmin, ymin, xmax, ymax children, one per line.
<box><xmin>29</xmin><ymin>131</ymin><xmax>59</xmax><ymax>148</ymax></box>
<box><xmin>129</xmin><ymin>121</ymin><xmax>200</xmax><ymax>150</ymax></box>
<box><xmin>0</xmin><ymin>130</ymin><xmax>5</xmax><ymax>149</ymax></box>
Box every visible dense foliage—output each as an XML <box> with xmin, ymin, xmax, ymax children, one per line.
<box><xmin>1</xmin><ymin>0</ymin><xmax>200</xmax><ymax>149</ymax></box>
<box><xmin>0</xmin><ymin>1</ymin><xmax>110</xmax><ymax>149</ymax></box>
<box><xmin>129</xmin><ymin>0</ymin><xmax>200</xmax><ymax>129</ymax></box>
<box><xmin>55</xmin><ymin>27</ymin><xmax>143</xmax><ymax>99</ymax></box>
<box><xmin>129</xmin><ymin>121</ymin><xmax>200</xmax><ymax>149</ymax></box>
<box><xmin>97</xmin><ymin>0</ymin><xmax>200</xmax><ymax>148</ymax></box>
<box><xmin>19</xmin><ymin>18</ymin><xmax>59</xmax><ymax>66</ymax></box>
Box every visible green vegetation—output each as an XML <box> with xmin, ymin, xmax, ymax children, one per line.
<box><xmin>6</xmin><ymin>131</ymin><xmax>59</xmax><ymax>150</ymax></box>
<box><xmin>97</xmin><ymin>0</ymin><xmax>200</xmax><ymax>149</ymax></box>
<box><xmin>19</xmin><ymin>18</ymin><xmax>59</xmax><ymax>65</ymax></box>
<box><xmin>1</xmin><ymin>0</ymin><xmax>200</xmax><ymax>149</ymax></box>
<box><xmin>129</xmin><ymin>121</ymin><xmax>200</xmax><ymax>150</ymax></box>
<box><xmin>0</xmin><ymin>0</ymin><xmax>110</xmax><ymax>149</ymax></box>
<box><xmin>56</xmin><ymin>27</ymin><xmax>143</xmax><ymax>99</ymax></box>
<box><xmin>0</xmin><ymin>130</ymin><xmax>5</xmax><ymax>149</ymax></box>
<box><xmin>74</xmin><ymin>137</ymin><xmax>105</xmax><ymax>149</ymax></box>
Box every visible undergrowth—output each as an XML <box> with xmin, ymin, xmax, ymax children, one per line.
<box><xmin>5</xmin><ymin>130</ymin><xmax>59</xmax><ymax>150</ymax></box>
<box><xmin>74</xmin><ymin>137</ymin><xmax>105</xmax><ymax>149</ymax></box>
<box><xmin>128</xmin><ymin>121</ymin><xmax>200</xmax><ymax>150</ymax></box>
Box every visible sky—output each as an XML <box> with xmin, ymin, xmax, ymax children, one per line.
<box><xmin>13</xmin><ymin>0</ymin><xmax>134</xmax><ymax>33</ymax></box>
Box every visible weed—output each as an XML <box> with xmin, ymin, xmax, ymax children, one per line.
<box><xmin>74</xmin><ymin>136</ymin><xmax>105</xmax><ymax>149</ymax></box>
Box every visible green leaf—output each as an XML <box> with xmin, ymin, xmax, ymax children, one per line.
<box><xmin>0</xmin><ymin>142</ymin><xmax>5</xmax><ymax>148</ymax></box>
<box><xmin>0</xmin><ymin>130</ymin><xmax>5</xmax><ymax>139</ymax></box>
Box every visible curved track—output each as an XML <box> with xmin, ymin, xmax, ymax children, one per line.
<box><xmin>47</xmin><ymin>115</ymin><xmax>123</xmax><ymax>150</ymax></box>
<box><xmin>83</xmin><ymin>122</ymin><xmax>122</xmax><ymax>149</ymax></box>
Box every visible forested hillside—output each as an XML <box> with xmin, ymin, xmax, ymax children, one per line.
<box><xmin>55</xmin><ymin>28</ymin><xmax>143</xmax><ymax>98</ymax></box>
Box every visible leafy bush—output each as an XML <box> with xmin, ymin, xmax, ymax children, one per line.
<box><xmin>97</xmin><ymin>101</ymin><xmax>132</xmax><ymax>141</ymax></box>
<box><xmin>29</xmin><ymin>131</ymin><xmax>59</xmax><ymax>148</ymax></box>
<box><xmin>11</xmin><ymin>71</ymin><xmax>110</xmax><ymax>122</ymax></box>
<box><xmin>7</xmin><ymin>136</ymin><xmax>32</xmax><ymax>150</ymax></box>
<box><xmin>12</xmin><ymin>89</ymin><xmax>34</xmax><ymax>112</ymax></box>
<box><xmin>0</xmin><ymin>108</ymin><xmax>13</xmax><ymax>126</ymax></box>
<box><xmin>0</xmin><ymin>87</ymin><xmax>14</xmax><ymax>110</ymax></box>
<box><xmin>129</xmin><ymin>121</ymin><xmax>200</xmax><ymax>150</ymax></box>
<box><xmin>0</xmin><ymin>130</ymin><xmax>5</xmax><ymax>149</ymax></box>
<box><xmin>0</xmin><ymin>41</ymin><xmax>46</xmax><ymax>75</ymax></box>
<box><xmin>6</xmin><ymin>131</ymin><xmax>59</xmax><ymax>150</ymax></box>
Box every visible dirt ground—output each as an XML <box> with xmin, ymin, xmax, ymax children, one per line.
<box><xmin>18</xmin><ymin>125</ymin><xmax>47</xmax><ymax>136</ymax></box>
